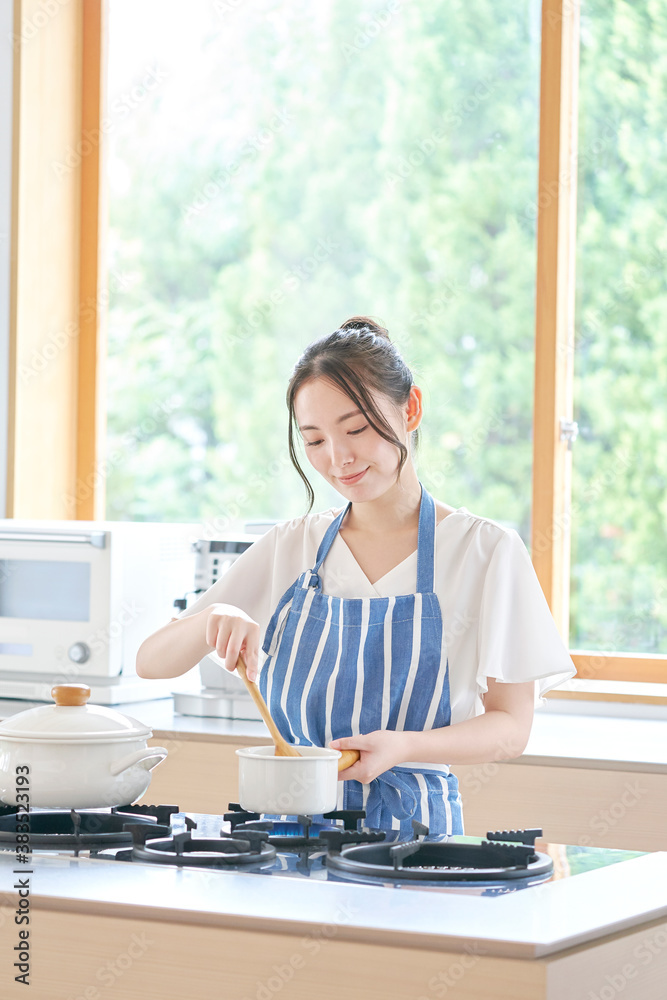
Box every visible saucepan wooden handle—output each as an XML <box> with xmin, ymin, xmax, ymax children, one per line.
<box><xmin>337</xmin><ymin>749</ymin><xmax>360</xmax><ymax>772</ymax></box>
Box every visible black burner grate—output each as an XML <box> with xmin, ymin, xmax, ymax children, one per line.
<box><xmin>115</xmin><ymin>822</ymin><xmax>277</xmax><ymax>867</ymax></box>
<box><xmin>0</xmin><ymin>803</ymin><xmax>178</xmax><ymax>853</ymax></box>
<box><xmin>223</xmin><ymin>803</ymin><xmax>383</xmax><ymax>849</ymax></box>
<box><xmin>326</xmin><ymin>828</ymin><xmax>554</xmax><ymax>882</ymax></box>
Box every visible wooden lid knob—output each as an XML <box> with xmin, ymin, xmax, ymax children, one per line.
<box><xmin>51</xmin><ymin>684</ymin><xmax>91</xmax><ymax>707</ymax></box>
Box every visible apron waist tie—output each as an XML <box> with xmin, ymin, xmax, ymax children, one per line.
<box><xmin>358</xmin><ymin>766</ymin><xmax>458</xmax><ymax>830</ymax></box>
<box><xmin>365</xmin><ymin>769</ymin><xmax>420</xmax><ymax>825</ymax></box>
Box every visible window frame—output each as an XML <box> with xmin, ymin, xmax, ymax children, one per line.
<box><xmin>8</xmin><ymin>0</ymin><xmax>105</xmax><ymax>521</ymax></box>
<box><xmin>532</xmin><ymin>1</ymin><xmax>666</xmax><ymax>688</ymax></box>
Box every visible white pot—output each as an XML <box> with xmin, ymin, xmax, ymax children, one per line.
<box><xmin>0</xmin><ymin>684</ymin><xmax>168</xmax><ymax>809</ymax></box>
<box><xmin>236</xmin><ymin>745</ymin><xmax>341</xmax><ymax>815</ymax></box>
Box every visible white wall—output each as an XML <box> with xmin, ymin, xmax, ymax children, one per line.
<box><xmin>0</xmin><ymin>4</ymin><xmax>13</xmax><ymax>518</ymax></box>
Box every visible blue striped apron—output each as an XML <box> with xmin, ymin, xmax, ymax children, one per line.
<box><xmin>260</xmin><ymin>486</ymin><xmax>463</xmax><ymax>836</ymax></box>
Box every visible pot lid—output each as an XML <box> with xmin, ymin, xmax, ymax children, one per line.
<box><xmin>0</xmin><ymin>685</ymin><xmax>153</xmax><ymax>741</ymax></box>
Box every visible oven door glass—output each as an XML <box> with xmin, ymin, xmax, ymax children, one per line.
<box><xmin>0</xmin><ymin>559</ymin><xmax>91</xmax><ymax>622</ymax></box>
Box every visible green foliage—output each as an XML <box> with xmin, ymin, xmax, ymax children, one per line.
<box><xmin>106</xmin><ymin>0</ymin><xmax>666</xmax><ymax>654</ymax></box>
<box><xmin>571</xmin><ymin>0</ymin><xmax>667</xmax><ymax>651</ymax></box>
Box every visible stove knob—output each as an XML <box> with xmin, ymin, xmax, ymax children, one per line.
<box><xmin>68</xmin><ymin>642</ymin><xmax>91</xmax><ymax>664</ymax></box>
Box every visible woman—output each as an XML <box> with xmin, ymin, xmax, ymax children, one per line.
<box><xmin>137</xmin><ymin>316</ymin><xmax>575</xmax><ymax>835</ymax></box>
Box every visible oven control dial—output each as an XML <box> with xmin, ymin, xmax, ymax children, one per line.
<box><xmin>68</xmin><ymin>642</ymin><xmax>91</xmax><ymax>664</ymax></box>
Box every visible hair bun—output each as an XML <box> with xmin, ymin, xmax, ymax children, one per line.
<box><xmin>339</xmin><ymin>315</ymin><xmax>390</xmax><ymax>340</ymax></box>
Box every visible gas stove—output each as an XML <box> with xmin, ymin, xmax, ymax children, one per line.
<box><xmin>0</xmin><ymin>802</ymin><xmax>176</xmax><ymax>851</ymax></box>
<box><xmin>0</xmin><ymin>802</ymin><xmax>645</xmax><ymax>897</ymax></box>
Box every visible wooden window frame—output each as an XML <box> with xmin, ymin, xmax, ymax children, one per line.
<box><xmin>8</xmin><ymin>0</ymin><xmax>105</xmax><ymax>521</ymax></box>
<box><xmin>533</xmin><ymin>0</ymin><xmax>666</xmax><ymax>690</ymax></box>
<box><xmin>6</xmin><ymin>0</ymin><xmax>665</xmax><ymax>689</ymax></box>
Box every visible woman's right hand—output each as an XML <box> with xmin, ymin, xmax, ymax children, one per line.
<box><xmin>204</xmin><ymin>604</ymin><xmax>260</xmax><ymax>681</ymax></box>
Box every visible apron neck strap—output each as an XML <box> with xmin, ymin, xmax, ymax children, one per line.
<box><xmin>415</xmin><ymin>485</ymin><xmax>436</xmax><ymax>594</ymax></box>
<box><xmin>313</xmin><ymin>504</ymin><xmax>350</xmax><ymax>574</ymax></box>
<box><xmin>312</xmin><ymin>484</ymin><xmax>437</xmax><ymax>594</ymax></box>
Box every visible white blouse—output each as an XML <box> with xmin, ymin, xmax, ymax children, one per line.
<box><xmin>179</xmin><ymin>506</ymin><xmax>576</xmax><ymax>725</ymax></box>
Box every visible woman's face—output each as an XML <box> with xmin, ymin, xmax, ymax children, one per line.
<box><xmin>294</xmin><ymin>377</ymin><xmax>420</xmax><ymax>501</ymax></box>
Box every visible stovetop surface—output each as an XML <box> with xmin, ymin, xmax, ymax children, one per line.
<box><xmin>0</xmin><ymin>803</ymin><xmax>646</xmax><ymax>896</ymax></box>
<box><xmin>100</xmin><ymin>809</ymin><xmax>646</xmax><ymax>895</ymax></box>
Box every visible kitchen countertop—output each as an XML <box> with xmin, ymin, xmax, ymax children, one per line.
<box><xmin>2</xmin><ymin>696</ymin><xmax>666</xmax><ymax>773</ymax></box>
<box><xmin>1</xmin><ymin>689</ymin><xmax>666</xmax><ymax>966</ymax></box>
<box><xmin>1</xmin><ymin>846</ymin><xmax>666</xmax><ymax>959</ymax></box>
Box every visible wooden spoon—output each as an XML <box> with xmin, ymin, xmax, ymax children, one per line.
<box><xmin>236</xmin><ymin>654</ymin><xmax>300</xmax><ymax>757</ymax></box>
<box><xmin>235</xmin><ymin>654</ymin><xmax>360</xmax><ymax>772</ymax></box>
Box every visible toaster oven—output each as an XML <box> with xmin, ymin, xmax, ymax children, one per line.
<box><xmin>171</xmin><ymin>531</ymin><xmax>267</xmax><ymax>720</ymax></box>
<box><xmin>0</xmin><ymin>520</ymin><xmax>199</xmax><ymax>704</ymax></box>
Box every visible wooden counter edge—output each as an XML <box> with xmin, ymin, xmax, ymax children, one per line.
<box><xmin>24</xmin><ymin>890</ymin><xmax>667</xmax><ymax>962</ymax></box>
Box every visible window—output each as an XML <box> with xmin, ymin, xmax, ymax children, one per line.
<box><xmin>570</xmin><ymin>1</ymin><xmax>667</xmax><ymax>657</ymax></box>
<box><xmin>106</xmin><ymin>0</ymin><xmax>542</xmax><ymax>537</ymax></box>
<box><xmin>8</xmin><ymin>0</ymin><xmax>666</xmax><ymax>685</ymax></box>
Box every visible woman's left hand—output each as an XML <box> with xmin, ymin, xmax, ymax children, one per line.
<box><xmin>330</xmin><ymin>731</ymin><xmax>413</xmax><ymax>783</ymax></box>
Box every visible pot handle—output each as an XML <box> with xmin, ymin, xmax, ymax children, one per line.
<box><xmin>109</xmin><ymin>747</ymin><xmax>168</xmax><ymax>776</ymax></box>
<box><xmin>338</xmin><ymin>749</ymin><xmax>360</xmax><ymax>772</ymax></box>
<box><xmin>0</xmin><ymin>767</ymin><xmax>11</xmax><ymax>804</ymax></box>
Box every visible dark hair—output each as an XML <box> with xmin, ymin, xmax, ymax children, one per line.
<box><xmin>287</xmin><ymin>316</ymin><xmax>418</xmax><ymax>510</ymax></box>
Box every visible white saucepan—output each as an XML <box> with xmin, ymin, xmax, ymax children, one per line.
<box><xmin>0</xmin><ymin>684</ymin><xmax>168</xmax><ymax>809</ymax></box>
<box><xmin>236</xmin><ymin>745</ymin><xmax>343</xmax><ymax>814</ymax></box>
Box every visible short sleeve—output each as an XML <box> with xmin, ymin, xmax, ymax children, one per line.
<box><xmin>476</xmin><ymin>529</ymin><xmax>576</xmax><ymax>705</ymax></box>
